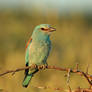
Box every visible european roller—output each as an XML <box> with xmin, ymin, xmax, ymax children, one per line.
<box><xmin>22</xmin><ymin>24</ymin><xmax>56</xmax><ymax>87</ymax></box>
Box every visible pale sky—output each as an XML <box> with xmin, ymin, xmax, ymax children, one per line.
<box><xmin>0</xmin><ymin>0</ymin><xmax>92</xmax><ymax>13</ymax></box>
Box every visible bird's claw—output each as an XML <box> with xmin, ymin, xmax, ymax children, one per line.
<box><xmin>31</xmin><ymin>64</ymin><xmax>37</xmax><ymax>69</ymax></box>
<box><xmin>38</xmin><ymin>65</ymin><xmax>46</xmax><ymax>70</ymax></box>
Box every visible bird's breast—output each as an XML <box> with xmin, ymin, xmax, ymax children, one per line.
<box><xmin>29</xmin><ymin>40</ymin><xmax>51</xmax><ymax>65</ymax></box>
<box><xmin>30</xmin><ymin>41</ymin><xmax>51</xmax><ymax>53</ymax></box>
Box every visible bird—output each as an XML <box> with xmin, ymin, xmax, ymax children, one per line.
<box><xmin>22</xmin><ymin>24</ymin><xmax>56</xmax><ymax>88</ymax></box>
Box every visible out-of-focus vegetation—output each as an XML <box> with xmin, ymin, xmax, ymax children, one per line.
<box><xmin>0</xmin><ymin>9</ymin><xmax>92</xmax><ymax>92</ymax></box>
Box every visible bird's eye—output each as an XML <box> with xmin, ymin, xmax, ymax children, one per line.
<box><xmin>41</xmin><ymin>28</ymin><xmax>45</xmax><ymax>30</ymax></box>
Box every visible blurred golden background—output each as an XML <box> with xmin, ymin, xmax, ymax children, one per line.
<box><xmin>0</xmin><ymin>0</ymin><xmax>92</xmax><ymax>92</ymax></box>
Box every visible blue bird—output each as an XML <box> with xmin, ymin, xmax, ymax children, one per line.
<box><xmin>22</xmin><ymin>24</ymin><xmax>56</xmax><ymax>87</ymax></box>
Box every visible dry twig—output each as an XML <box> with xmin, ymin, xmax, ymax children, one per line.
<box><xmin>32</xmin><ymin>85</ymin><xmax>63</xmax><ymax>91</ymax></box>
<box><xmin>0</xmin><ymin>65</ymin><xmax>92</xmax><ymax>87</ymax></box>
<box><xmin>32</xmin><ymin>85</ymin><xmax>92</xmax><ymax>92</ymax></box>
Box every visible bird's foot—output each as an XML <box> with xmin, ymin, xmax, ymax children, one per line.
<box><xmin>38</xmin><ymin>65</ymin><xmax>47</xmax><ymax>70</ymax></box>
<box><xmin>31</xmin><ymin>64</ymin><xmax>37</xmax><ymax>69</ymax></box>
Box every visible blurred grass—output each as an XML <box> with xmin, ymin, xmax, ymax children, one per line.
<box><xmin>0</xmin><ymin>9</ymin><xmax>92</xmax><ymax>92</ymax></box>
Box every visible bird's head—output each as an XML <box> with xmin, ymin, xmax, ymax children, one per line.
<box><xmin>33</xmin><ymin>24</ymin><xmax>56</xmax><ymax>35</ymax></box>
<box><xmin>32</xmin><ymin>24</ymin><xmax>56</xmax><ymax>41</ymax></box>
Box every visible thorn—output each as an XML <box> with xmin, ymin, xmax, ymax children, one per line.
<box><xmin>64</xmin><ymin>74</ymin><xmax>67</xmax><ymax>77</ymax></box>
<box><xmin>54</xmin><ymin>87</ymin><xmax>61</xmax><ymax>90</ymax></box>
<box><xmin>67</xmin><ymin>69</ymin><xmax>71</xmax><ymax>84</ymax></box>
<box><xmin>12</xmin><ymin>72</ymin><xmax>15</xmax><ymax>76</ymax></box>
<box><xmin>68</xmin><ymin>85</ymin><xmax>72</xmax><ymax>92</ymax></box>
<box><xmin>75</xmin><ymin>63</ymin><xmax>79</xmax><ymax>71</ymax></box>
<box><xmin>86</xmin><ymin>64</ymin><xmax>89</xmax><ymax>74</ymax></box>
<box><xmin>76</xmin><ymin>86</ymin><xmax>81</xmax><ymax>92</ymax></box>
<box><xmin>89</xmin><ymin>85</ymin><xmax>92</xmax><ymax>89</ymax></box>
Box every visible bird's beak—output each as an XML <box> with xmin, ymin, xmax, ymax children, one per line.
<box><xmin>49</xmin><ymin>27</ymin><xmax>56</xmax><ymax>32</ymax></box>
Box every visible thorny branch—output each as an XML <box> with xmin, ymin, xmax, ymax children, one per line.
<box><xmin>33</xmin><ymin>85</ymin><xmax>92</xmax><ymax>92</ymax></box>
<box><xmin>32</xmin><ymin>85</ymin><xmax>63</xmax><ymax>91</ymax></box>
<box><xmin>0</xmin><ymin>64</ymin><xmax>92</xmax><ymax>87</ymax></box>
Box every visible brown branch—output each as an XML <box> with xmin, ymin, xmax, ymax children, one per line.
<box><xmin>32</xmin><ymin>85</ymin><xmax>63</xmax><ymax>91</ymax></box>
<box><xmin>46</xmin><ymin>66</ymin><xmax>92</xmax><ymax>86</ymax></box>
<box><xmin>32</xmin><ymin>85</ymin><xmax>92</xmax><ymax>92</ymax></box>
<box><xmin>0</xmin><ymin>65</ymin><xmax>92</xmax><ymax>87</ymax></box>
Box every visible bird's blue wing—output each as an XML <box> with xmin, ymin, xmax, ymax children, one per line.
<box><xmin>25</xmin><ymin>38</ymin><xmax>32</xmax><ymax>75</ymax></box>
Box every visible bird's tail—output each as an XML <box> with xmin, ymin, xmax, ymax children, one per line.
<box><xmin>22</xmin><ymin>74</ymin><xmax>33</xmax><ymax>88</ymax></box>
